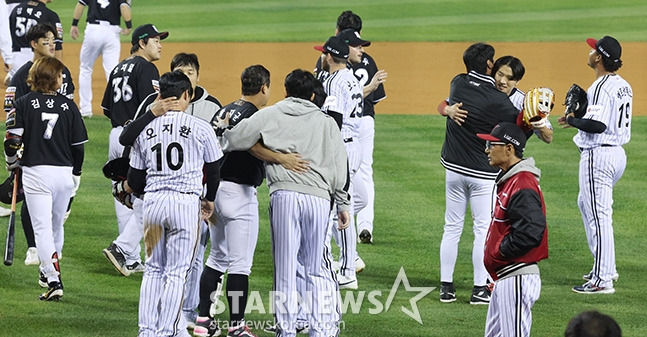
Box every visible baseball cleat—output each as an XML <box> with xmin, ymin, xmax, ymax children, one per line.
<box><xmin>38</xmin><ymin>270</ymin><xmax>48</xmax><ymax>288</ymax></box>
<box><xmin>358</xmin><ymin>229</ymin><xmax>373</xmax><ymax>244</ymax></box>
<box><xmin>439</xmin><ymin>282</ymin><xmax>456</xmax><ymax>303</ymax></box>
<box><xmin>126</xmin><ymin>261</ymin><xmax>145</xmax><ymax>274</ymax></box>
<box><xmin>572</xmin><ymin>282</ymin><xmax>615</xmax><ymax>294</ymax></box>
<box><xmin>193</xmin><ymin>317</ymin><xmax>221</xmax><ymax>337</ymax></box>
<box><xmin>227</xmin><ymin>325</ymin><xmax>256</xmax><ymax>337</ymax></box>
<box><xmin>39</xmin><ymin>281</ymin><xmax>63</xmax><ymax>301</ymax></box>
<box><xmin>355</xmin><ymin>256</ymin><xmax>366</xmax><ymax>273</ymax></box>
<box><xmin>102</xmin><ymin>243</ymin><xmax>131</xmax><ymax>276</ymax></box>
<box><xmin>24</xmin><ymin>247</ymin><xmax>39</xmax><ymax>265</ymax></box>
<box><xmin>470</xmin><ymin>285</ymin><xmax>491</xmax><ymax>305</ymax></box>
<box><xmin>338</xmin><ymin>274</ymin><xmax>358</xmax><ymax>290</ymax></box>
<box><xmin>582</xmin><ymin>272</ymin><xmax>619</xmax><ymax>282</ymax></box>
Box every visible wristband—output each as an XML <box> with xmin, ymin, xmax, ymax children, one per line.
<box><xmin>72</xmin><ymin>19</ymin><xmax>79</xmax><ymax>27</ymax></box>
<box><xmin>125</xmin><ymin>20</ymin><xmax>132</xmax><ymax>29</ymax></box>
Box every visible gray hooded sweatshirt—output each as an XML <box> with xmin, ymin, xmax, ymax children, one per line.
<box><xmin>221</xmin><ymin>97</ymin><xmax>350</xmax><ymax>212</ymax></box>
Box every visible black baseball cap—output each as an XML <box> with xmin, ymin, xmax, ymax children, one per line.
<box><xmin>477</xmin><ymin>122</ymin><xmax>526</xmax><ymax>153</ymax></box>
<box><xmin>313</xmin><ymin>36</ymin><xmax>349</xmax><ymax>59</ymax></box>
<box><xmin>338</xmin><ymin>28</ymin><xmax>371</xmax><ymax>47</ymax></box>
<box><xmin>131</xmin><ymin>24</ymin><xmax>169</xmax><ymax>45</ymax></box>
<box><xmin>586</xmin><ymin>36</ymin><xmax>621</xmax><ymax>63</ymax></box>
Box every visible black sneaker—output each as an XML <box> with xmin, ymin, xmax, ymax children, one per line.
<box><xmin>103</xmin><ymin>243</ymin><xmax>130</xmax><ymax>276</ymax></box>
<box><xmin>39</xmin><ymin>281</ymin><xmax>63</xmax><ymax>301</ymax></box>
<box><xmin>38</xmin><ymin>270</ymin><xmax>48</xmax><ymax>288</ymax></box>
<box><xmin>439</xmin><ymin>282</ymin><xmax>456</xmax><ymax>303</ymax></box>
<box><xmin>470</xmin><ymin>285</ymin><xmax>491</xmax><ymax>305</ymax></box>
<box><xmin>193</xmin><ymin>317</ymin><xmax>221</xmax><ymax>337</ymax></box>
<box><xmin>359</xmin><ymin>229</ymin><xmax>373</xmax><ymax>244</ymax></box>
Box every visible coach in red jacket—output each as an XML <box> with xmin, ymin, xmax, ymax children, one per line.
<box><xmin>477</xmin><ymin>122</ymin><xmax>548</xmax><ymax>337</ymax></box>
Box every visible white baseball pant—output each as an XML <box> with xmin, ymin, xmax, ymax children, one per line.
<box><xmin>484</xmin><ymin>274</ymin><xmax>541</xmax><ymax>337</ymax></box>
<box><xmin>354</xmin><ymin>116</ymin><xmax>375</xmax><ymax>236</ymax></box>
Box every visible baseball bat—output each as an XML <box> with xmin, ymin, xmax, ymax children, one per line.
<box><xmin>4</xmin><ymin>170</ymin><xmax>19</xmax><ymax>266</ymax></box>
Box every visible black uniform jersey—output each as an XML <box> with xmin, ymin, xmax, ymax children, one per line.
<box><xmin>213</xmin><ymin>99</ymin><xmax>265</xmax><ymax>187</ymax></box>
<box><xmin>6</xmin><ymin>91</ymin><xmax>88</xmax><ymax>167</ymax></box>
<box><xmin>314</xmin><ymin>52</ymin><xmax>385</xmax><ymax>118</ymax></box>
<box><xmin>9</xmin><ymin>1</ymin><xmax>63</xmax><ymax>51</ymax></box>
<box><xmin>9</xmin><ymin>60</ymin><xmax>75</xmax><ymax>101</ymax></box>
<box><xmin>80</xmin><ymin>0</ymin><xmax>130</xmax><ymax>26</ymax></box>
<box><xmin>441</xmin><ymin>71</ymin><xmax>519</xmax><ymax>179</ymax></box>
<box><xmin>101</xmin><ymin>55</ymin><xmax>160</xmax><ymax>127</ymax></box>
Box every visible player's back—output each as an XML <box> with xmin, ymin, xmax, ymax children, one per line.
<box><xmin>576</xmin><ymin>74</ymin><xmax>632</xmax><ymax>147</ymax></box>
<box><xmin>9</xmin><ymin>1</ymin><xmax>61</xmax><ymax>50</ymax></box>
<box><xmin>132</xmin><ymin>111</ymin><xmax>221</xmax><ymax>196</ymax></box>
<box><xmin>9</xmin><ymin>61</ymin><xmax>75</xmax><ymax>100</ymax></box>
<box><xmin>102</xmin><ymin>55</ymin><xmax>160</xmax><ymax>127</ymax></box>
<box><xmin>10</xmin><ymin>91</ymin><xmax>87</xmax><ymax>168</ymax></box>
<box><xmin>86</xmin><ymin>0</ymin><xmax>126</xmax><ymax>25</ymax></box>
<box><xmin>322</xmin><ymin>68</ymin><xmax>363</xmax><ymax>140</ymax></box>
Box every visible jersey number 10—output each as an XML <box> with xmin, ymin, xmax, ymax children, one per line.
<box><xmin>151</xmin><ymin>142</ymin><xmax>184</xmax><ymax>171</ymax></box>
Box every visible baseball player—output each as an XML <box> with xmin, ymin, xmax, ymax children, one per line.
<box><xmin>101</xmin><ymin>23</ymin><xmax>167</xmax><ymax>275</ymax></box>
<box><xmin>558</xmin><ymin>36</ymin><xmax>632</xmax><ymax>294</ymax></box>
<box><xmin>129</xmin><ymin>71</ymin><xmax>223</xmax><ymax>337</ymax></box>
<box><xmin>1</xmin><ymin>1</ymin><xmax>12</xmax><ymax>80</ymax></box>
<box><xmin>192</xmin><ymin>64</ymin><xmax>270</xmax><ymax>337</ymax></box>
<box><xmin>4</xmin><ymin>56</ymin><xmax>88</xmax><ymax>301</ymax></box>
<box><xmin>7</xmin><ymin>0</ymin><xmax>63</xmax><ymax>81</ymax></box>
<box><xmin>441</xmin><ymin>55</ymin><xmax>554</xmax><ymax>144</ymax></box>
<box><xmin>4</xmin><ymin>22</ymin><xmax>75</xmax><ymax>266</ymax></box>
<box><xmin>477</xmin><ymin>123</ymin><xmax>548</xmax><ymax>337</ymax></box>
<box><xmin>438</xmin><ymin>42</ymin><xmax>520</xmax><ymax>305</ymax></box>
<box><xmin>117</xmin><ymin>53</ymin><xmax>223</xmax><ymax>328</ymax></box>
<box><xmin>70</xmin><ymin>0</ymin><xmax>132</xmax><ymax>118</ymax></box>
<box><xmin>219</xmin><ymin>69</ymin><xmax>349</xmax><ymax>337</ymax></box>
<box><xmin>314</xmin><ymin>10</ymin><xmax>387</xmax><ymax>245</ymax></box>
<box><xmin>316</xmin><ymin>35</ymin><xmax>363</xmax><ymax>290</ymax></box>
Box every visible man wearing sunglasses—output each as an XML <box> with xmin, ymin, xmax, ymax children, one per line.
<box><xmin>477</xmin><ymin>122</ymin><xmax>548</xmax><ymax>337</ymax></box>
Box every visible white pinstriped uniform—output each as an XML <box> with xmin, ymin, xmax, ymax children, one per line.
<box><xmin>322</xmin><ymin>68</ymin><xmax>365</xmax><ymax>278</ymax></box>
<box><xmin>131</xmin><ymin>111</ymin><xmax>223</xmax><ymax>337</ymax></box>
<box><xmin>270</xmin><ymin>190</ymin><xmax>341</xmax><ymax>337</ymax></box>
<box><xmin>573</xmin><ymin>74</ymin><xmax>631</xmax><ymax>288</ymax></box>
<box><xmin>484</xmin><ymin>274</ymin><xmax>541</xmax><ymax>337</ymax></box>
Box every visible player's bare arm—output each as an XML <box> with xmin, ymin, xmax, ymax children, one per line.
<box><xmin>120</xmin><ymin>3</ymin><xmax>132</xmax><ymax>35</ymax></box>
<box><xmin>248</xmin><ymin>142</ymin><xmax>310</xmax><ymax>173</ymax></box>
<box><xmin>363</xmin><ymin>69</ymin><xmax>387</xmax><ymax>97</ymax></box>
<box><xmin>70</xmin><ymin>3</ymin><xmax>85</xmax><ymax>40</ymax></box>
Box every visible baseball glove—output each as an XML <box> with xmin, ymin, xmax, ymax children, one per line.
<box><xmin>112</xmin><ymin>180</ymin><xmax>133</xmax><ymax>209</ymax></box>
<box><xmin>564</xmin><ymin>83</ymin><xmax>588</xmax><ymax>118</ymax></box>
<box><xmin>102</xmin><ymin>157</ymin><xmax>130</xmax><ymax>181</ymax></box>
<box><xmin>523</xmin><ymin>87</ymin><xmax>555</xmax><ymax>128</ymax></box>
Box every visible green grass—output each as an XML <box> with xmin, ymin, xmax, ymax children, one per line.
<box><xmin>47</xmin><ymin>0</ymin><xmax>647</xmax><ymax>42</ymax></box>
<box><xmin>1</xmin><ymin>115</ymin><xmax>646</xmax><ymax>336</ymax></box>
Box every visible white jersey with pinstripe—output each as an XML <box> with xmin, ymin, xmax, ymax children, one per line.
<box><xmin>130</xmin><ymin>110</ymin><xmax>223</xmax><ymax>336</ymax></box>
<box><xmin>573</xmin><ymin>73</ymin><xmax>631</xmax><ymax>288</ymax></box>
<box><xmin>485</xmin><ymin>274</ymin><xmax>541</xmax><ymax>337</ymax></box>
<box><xmin>322</xmin><ymin>67</ymin><xmax>363</xmax><ymax>141</ymax></box>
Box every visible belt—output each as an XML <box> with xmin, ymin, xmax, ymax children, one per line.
<box><xmin>579</xmin><ymin>144</ymin><xmax>615</xmax><ymax>151</ymax></box>
<box><xmin>12</xmin><ymin>47</ymin><xmax>32</xmax><ymax>52</ymax></box>
<box><xmin>343</xmin><ymin>138</ymin><xmax>353</xmax><ymax>143</ymax></box>
<box><xmin>88</xmin><ymin>20</ymin><xmax>112</xmax><ymax>26</ymax></box>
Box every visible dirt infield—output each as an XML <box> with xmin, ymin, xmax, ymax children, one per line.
<box><xmin>5</xmin><ymin>42</ymin><xmax>646</xmax><ymax>116</ymax></box>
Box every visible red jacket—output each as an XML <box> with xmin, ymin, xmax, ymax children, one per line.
<box><xmin>484</xmin><ymin>158</ymin><xmax>548</xmax><ymax>281</ymax></box>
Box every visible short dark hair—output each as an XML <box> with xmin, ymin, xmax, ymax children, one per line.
<box><xmin>311</xmin><ymin>80</ymin><xmax>327</xmax><ymax>108</ymax></box>
<box><xmin>159</xmin><ymin>70</ymin><xmax>193</xmax><ymax>99</ymax></box>
<box><xmin>284</xmin><ymin>69</ymin><xmax>317</xmax><ymax>100</ymax></box>
<box><xmin>564</xmin><ymin>311</ymin><xmax>621</xmax><ymax>337</ymax></box>
<box><xmin>26</xmin><ymin>23</ymin><xmax>57</xmax><ymax>46</ymax></box>
<box><xmin>170</xmin><ymin>53</ymin><xmax>200</xmax><ymax>73</ymax></box>
<box><xmin>463</xmin><ymin>42</ymin><xmax>495</xmax><ymax>74</ymax></box>
<box><xmin>27</xmin><ymin>56</ymin><xmax>64</xmax><ymax>93</ymax></box>
<box><xmin>601</xmin><ymin>56</ymin><xmax>622</xmax><ymax>72</ymax></box>
<box><xmin>241</xmin><ymin>65</ymin><xmax>270</xmax><ymax>96</ymax></box>
<box><xmin>130</xmin><ymin>37</ymin><xmax>150</xmax><ymax>54</ymax></box>
<box><xmin>337</xmin><ymin>10</ymin><xmax>362</xmax><ymax>32</ymax></box>
<box><xmin>492</xmin><ymin>56</ymin><xmax>525</xmax><ymax>81</ymax></box>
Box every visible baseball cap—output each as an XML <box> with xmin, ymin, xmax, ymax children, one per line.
<box><xmin>586</xmin><ymin>36</ymin><xmax>621</xmax><ymax>63</ymax></box>
<box><xmin>313</xmin><ymin>36</ymin><xmax>349</xmax><ymax>59</ymax></box>
<box><xmin>131</xmin><ymin>24</ymin><xmax>169</xmax><ymax>45</ymax></box>
<box><xmin>338</xmin><ymin>28</ymin><xmax>371</xmax><ymax>47</ymax></box>
<box><xmin>477</xmin><ymin>122</ymin><xmax>526</xmax><ymax>153</ymax></box>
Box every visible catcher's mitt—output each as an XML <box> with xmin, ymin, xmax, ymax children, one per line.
<box><xmin>102</xmin><ymin>157</ymin><xmax>129</xmax><ymax>181</ymax></box>
<box><xmin>523</xmin><ymin>87</ymin><xmax>555</xmax><ymax>128</ymax></box>
<box><xmin>112</xmin><ymin>180</ymin><xmax>133</xmax><ymax>209</ymax></box>
<box><xmin>564</xmin><ymin>83</ymin><xmax>588</xmax><ymax>118</ymax></box>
